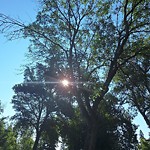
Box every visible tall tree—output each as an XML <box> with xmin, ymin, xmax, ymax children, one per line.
<box><xmin>0</xmin><ymin>0</ymin><xmax>150</xmax><ymax>149</ymax></box>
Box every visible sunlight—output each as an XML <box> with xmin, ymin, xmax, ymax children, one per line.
<box><xmin>61</xmin><ymin>79</ymin><xmax>69</xmax><ymax>86</ymax></box>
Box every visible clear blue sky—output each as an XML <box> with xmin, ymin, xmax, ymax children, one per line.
<box><xmin>0</xmin><ymin>0</ymin><xmax>149</xmax><ymax>140</ymax></box>
<box><xmin>0</xmin><ymin>0</ymin><xmax>37</xmax><ymax>116</ymax></box>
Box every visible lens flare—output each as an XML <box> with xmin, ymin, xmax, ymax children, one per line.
<box><xmin>61</xmin><ymin>79</ymin><xmax>69</xmax><ymax>86</ymax></box>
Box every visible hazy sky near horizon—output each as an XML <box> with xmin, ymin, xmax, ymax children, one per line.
<box><xmin>0</xmin><ymin>0</ymin><xmax>149</xmax><ymax>139</ymax></box>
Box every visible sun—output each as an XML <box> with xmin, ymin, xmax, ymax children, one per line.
<box><xmin>61</xmin><ymin>79</ymin><xmax>69</xmax><ymax>86</ymax></box>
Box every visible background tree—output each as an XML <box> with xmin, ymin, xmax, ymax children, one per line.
<box><xmin>0</xmin><ymin>100</ymin><xmax>19</xmax><ymax>150</ymax></box>
<box><xmin>0</xmin><ymin>100</ymin><xmax>3</xmax><ymax>115</ymax></box>
<box><xmin>139</xmin><ymin>138</ymin><xmax>150</xmax><ymax>150</ymax></box>
<box><xmin>0</xmin><ymin>118</ymin><xmax>19</xmax><ymax>150</ymax></box>
<box><xmin>138</xmin><ymin>130</ymin><xmax>150</xmax><ymax>150</ymax></box>
<box><xmin>12</xmin><ymin>63</ymin><xmax>58</xmax><ymax>150</ymax></box>
<box><xmin>18</xmin><ymin>130</ymin><xmax>34</xmax><ymax>150</ymax></box>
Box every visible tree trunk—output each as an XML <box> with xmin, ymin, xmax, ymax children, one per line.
<box><xmin>84</xmin><ymin>121</ymin><xmax>98</xmax><ymax>150</ymax></box>
<box><xmin>32</xmin><ymin>131</ymin><xmax>41</xmax><ymax>150</ymax></box>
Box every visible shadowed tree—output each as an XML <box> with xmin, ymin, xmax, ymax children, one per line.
<box><xmin>113</xmin><ymin>40</ymin><xmax>150</xmax><ymax>128</ymax></box>
<box><xmin>59</xmin><ymin>92</ymin><xmax>138</xmax><ymax>150</ymax></box>
<box><xmin>12</xmin><ymin>64</ymin><xmax>58</xmax><ymax>150</ymax></box>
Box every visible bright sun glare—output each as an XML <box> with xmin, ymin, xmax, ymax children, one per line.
<box><xmin>61</xmin><ymin>79</ymin><xmax>69</xmax><ymax>86</ymax></box>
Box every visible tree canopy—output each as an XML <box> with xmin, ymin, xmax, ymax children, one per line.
<box><xmin>0</xmin><ymin>0</ymin><xmax>149</xmax><ymax>150</ymax></box>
